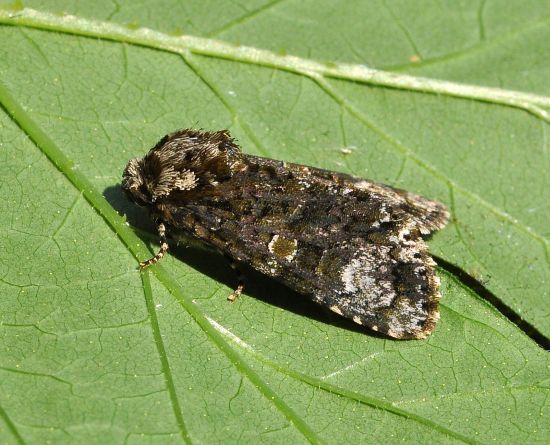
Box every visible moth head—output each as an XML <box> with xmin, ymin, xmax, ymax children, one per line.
<box><xmin>122</xmin><ymin>129</ymin><xmax>242</xmax><ymax>205</ymax></box>
<box><xmin>122</xmin><ymin>158</ymin><xmax>151</xmax><ymax>206</ymax></box>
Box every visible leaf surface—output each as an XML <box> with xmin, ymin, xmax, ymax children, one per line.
<box><xmin>0</xmin><ymin>2</ymin><xmax>549</xmax><ymax>444</ymax></box>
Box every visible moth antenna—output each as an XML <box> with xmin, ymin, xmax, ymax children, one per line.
<box><xmin>139</xmin><ymin>222</ymin><xmax>169</xmax><ymax>268</ymax></box>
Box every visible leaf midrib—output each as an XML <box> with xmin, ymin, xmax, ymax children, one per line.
<box><xmin>1</xmin><ymin>7</ymin><xmax>549</xmax><ymax>113</ymax></box>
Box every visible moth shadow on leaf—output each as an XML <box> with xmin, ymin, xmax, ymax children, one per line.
<box><xmin>104</xmin><ymin>184</ymin><xmax>382</xmax><ymax>337</ymax></box>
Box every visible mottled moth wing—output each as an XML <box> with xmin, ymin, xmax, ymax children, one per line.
<box><xmin>164</xmin><ymin>161</ymin><xmax>447</xmax><ymax>339</ymax></box>
<box><xmin>122</xmin><ymin>129</ymin><xmax>449</xmax><ymax>339</ymax></box>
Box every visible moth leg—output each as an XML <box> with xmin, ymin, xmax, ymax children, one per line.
<box><xmin>139</xmin><ymin>222</ymin><xmax>169</xmax><ymax>268</ymax></box>
<box><xmin>226</xmin><ymin>257</ymin><xmax>245</xmax><ymax>303</ymax></box>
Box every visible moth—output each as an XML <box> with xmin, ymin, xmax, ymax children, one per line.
<box><xmin>122</xmin><ymin>129</ymin><xmax>449</xmax><ymax>339</ymax></box>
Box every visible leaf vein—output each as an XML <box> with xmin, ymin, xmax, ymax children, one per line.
<box><xmin>139</xmin><ymin>271</ymin><xmax>192</xmax><ymax>444</ymax></box>
<box><xmin>0</xmin><ymin>403</ymin><xmax>26</xmax><ymax>445</ymax></box>
<box><xmin>1</xmin><ymin>8</ymin><xmax>549</xmax><ymax>120</ymax></box>
<box><xmin>206</xmin><ymin>0</ymin><xmax>288</xmax><ymax>37</ymax></box>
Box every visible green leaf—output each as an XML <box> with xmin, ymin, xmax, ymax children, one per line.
<box><xmin>1</xmin><ymin>2</ymin><xmax>549</xmax><ymax>444</ymax></box>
